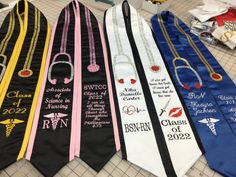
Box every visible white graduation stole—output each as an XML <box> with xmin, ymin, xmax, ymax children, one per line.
<box><xmin>104</xmin><ymin>2</ymin><xmax>202</xmax><ymax>177</ymax></box>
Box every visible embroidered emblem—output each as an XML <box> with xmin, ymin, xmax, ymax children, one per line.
<box><xmin>0</xmin><ymin>12</ymin><xmax>15</xmax><ymax>81</ymax></box>
<box><xmin>169</xmin><ymin>107</ymin><xmax>182</xmax><ymax>118</ymax></box>
<box><xmin>137</xmin><ymin>14</ymin><xmax>160</xmax><ymax>73</ymax></box>
<box><xmin>18</xmin><ymin>9</ymin><xmax>41</xmax><ymax>78</ymax></box>
<box><xmin>48</xmin><ymin>54</ymin><xmax>74</xmax><ymax>85</ymax></box>
<box><xmin>159</xmin><ymin>97</ymin><xmax>171</xmax><ymax>116</ymax></box>
<box><xmin>0</xmin><ymin>55</ymin><xmax>7</xmax><ymax>81</ymax></box>
<box><xmin>173</xmin><ymin>16</ymin><xmax>222</xmax><ymax>82</ymax></box>
<box><xmin>122</xmin><ymin>105</ymin><xmax>146</xmax><ymax>115</ymax></box>
<box><xmin>113</xmin><ymin>55</ymin><xmax>137</xmax><ymax>84</ymax></box>
<box><xmin>48</xmin><ymin>6</ymin><xmax>74</xmax><ymax>85</ymax></box>
<box><xmin>173</xmin><ymin>57</ymin><xmax>203</xmax><ymax>90</ymax></box>
<box><xmin>85</xmin><ymin>7</ymin><xmax>100</xmax><ymax>73</ymax></box>
<box><xmin>123</xmin><ymin>105</ymin><xmax>136</xmax><ymax>115</ymax></box>
<box><xmin>112</xmin><ymin>7</ymin><xmax>137</xmax><ymax>85</ymax></box>
<box><xmin>198</xmin><ymin>118</ymin><xmax>220</xmax><ymax>136</ymax></box>
<box><xmin>43</xmin><ymin>113</ymin><xmax>68</xmax><ymax>130</ymax></box>
<box><xmin>0</xmin><ymin>119</ymin><xmax>24</xmax><ymax>137</ymax></box>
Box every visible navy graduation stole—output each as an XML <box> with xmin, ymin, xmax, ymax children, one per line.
<box><xmin>0</xmin><ymin>0</ymin><xmax>50</xmax><ymax>170</ymax></box>
<box><xmin>151</xmin><ymin>11</ymin><xmax>236</xmax><ymax>177</ymax></box>
<box><xmin>104</xmin><ymin>1</ymin><xmax>202</xmax><ymax>177</ymax></box>
<box><xmin>74</xmin><ymin>1</ymin><xmax>120</xmax><ymax>172</ymax></box>
<box><xmin>26</xmin><ymin>1</ymin><xmax>120</xmax><ymax>176</ymax></box>
<box><xmin>26</xmin><ymin>3</ymin><xmax>75</xmax><ymax>177</ymax></box>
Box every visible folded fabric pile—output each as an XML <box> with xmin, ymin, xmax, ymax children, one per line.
<box><xmin>189</xmin><ymin>0</ymin><xmax>236</xmax><ymax>49</ymax></box>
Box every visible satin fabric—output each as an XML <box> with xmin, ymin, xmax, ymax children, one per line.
<box><xmin>0</xmin><ymin>0</ymin><xmax>50</xmax><ymax>170</ymax></box>
<box><xmin>26</xmin><ymin>3</ymin><xmax>76</xmax><ymax>177</ymax></box>
<box><xmin>151</xmin><ymin>11</ymin><xmax>236</xmax><ymax>177</ymax></box>
<box><xmin>26</xmin><ymin>1</ymin><xmax>119</xmax><ymax>176</ymax></box>
<box><xmin>163</xmin><ymin>12</ymin><xmax>236</xmax><ymax>137</ymax></box>
<box><xmin>74</xmin><ymin>0</ymin><xmax>120</xmax><ymax>172</ymax></box>
<box><xmin>104</xmin><ymin>1</ymin><xmax>202</xmax><ymax>177</ymax></box>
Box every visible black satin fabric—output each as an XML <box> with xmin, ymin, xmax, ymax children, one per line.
<box><xmin>79</xmin><ymin>2</ymin><xmax>116</xmax><ymax>172</ymax></box>
<box><xmin>30</xmin><ymin>3</ymin><xmax>75</xmax><ymax>177</ymax></box>
<box><xmin>0</xmin><ymin>0</ymin><xmax>49</xmax><ymax>170</ymax></box>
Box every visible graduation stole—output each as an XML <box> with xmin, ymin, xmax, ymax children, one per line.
<box><xmin>73</xmin><ymin>1</ymin><xmax>120</xmax><ymax>172</ymax></box>
<box><xmin>151</xmin><ymin>11</ymin><xmax>236</xmax><ymax>177</ymax></box>
<box><xmin>165</xmin><ymin>12</ymin><xmax>236</xmax><ymax>136</ymax></box>
<box><xmin>26</xmin><ymin>3</ymin><xmax>76</xmax><ymax>177</ymax></box>
<box><xmin>26</xmin><ymin>1</ymin><xmax>120</xmax><ymax>176</ymax></box>
<box><xmin>0</xmin><ymin>0</ymin><xmax>50</xmax><ymax>170</ymax></box>
<box><xmin>0</xmin><ymin>10</ymin><xmax>18</xmax><ymax>82</ymax></box>
<box><xmin>104</xmin><ymin>2</ymin><xmax>202</xmax><ymax>177</ymax></box>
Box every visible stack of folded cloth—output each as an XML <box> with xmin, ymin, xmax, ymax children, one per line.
<box><xmin>189</xmin><ymin>0</ymin><xmax>236</xmax><ymax>49</ymax></box>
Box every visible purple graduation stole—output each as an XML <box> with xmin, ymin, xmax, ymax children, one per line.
<box><xmin>26</xmin><ymin>1</ymin><xmax>120</xmax><ymax>176</ymax></box>
<box><xmin>0</xmin><ymin>0</ymin><xmax>50</xmax><ymax>170</ymax></box>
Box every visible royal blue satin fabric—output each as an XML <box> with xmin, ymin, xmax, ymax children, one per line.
<box><xmin>166</xmin><ymin>12</ymin><xmax>236</xmax><ymax>135</ymax></box>
<box><xmin>151</xmin><ymin>11</ymin><xmax>236</xmax><ymax>177</ymax></box>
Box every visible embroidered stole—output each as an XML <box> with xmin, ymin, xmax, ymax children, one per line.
<box><xmin>151</xmin><ymin>11</ymin><xmax>236</xmax><ymax>177</ymax></box>
<box><xmin>165</xmin><ymin>12</ymin><xmax>236</xmax><ymax>135</ymax></box>
<box><xmin>26</xmin><ymin>1</ymin><xmax>119</xmax><ymax>176</ymax></box>
<box><xmin>0</xmin><ymin>0</ymin><xmax>50</xmax><ymax>169</ymax></box>
<box><xmin>26</xmin><ymin>3</ymin><xmax>76</xmax><ymax>177</ymax></box>
<box><xmin>104</xmin><ymin>2</ymin><xmax>202</xmax><ymax>177</ymax></box>
<box><xmin>74</xmin><ymin>1</ymin><xmax>120</xmax><ymax>171</ymax></box>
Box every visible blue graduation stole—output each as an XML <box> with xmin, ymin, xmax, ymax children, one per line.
<box><xmin>151</xmin><ymin>11</ymin><xmax>236</xmax><ymax>177</ymax></box>
<box><xmin>164</xmin><ymin>12</ymin><xmax>236</xmax><ymax>136</ymax></box>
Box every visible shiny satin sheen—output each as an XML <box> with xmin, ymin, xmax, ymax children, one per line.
<box><xmin>151</xmin><ymin>11</ymin><xmax>236</xmax><ymax>177</ymax></box>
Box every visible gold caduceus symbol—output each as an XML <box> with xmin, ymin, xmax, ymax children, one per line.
<box><xmin>0</xmin><ymin>119</ymin><xmax>24</xmax><ymax>137</ymax></box>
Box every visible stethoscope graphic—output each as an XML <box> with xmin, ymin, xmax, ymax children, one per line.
<box><xmin>18</xmin><ymin>8</ymin><xmax>41</xmax><ymax>78</ymax></box>
<box><xmin>173</xmin><ymin>16</ymin><xmax>222</xmax><ymax>82</ymax></box>
<box><xmin>0</xmin><ymin>12</ymin><xmax>15</xmax><ymax>81</ymax></box>
<box><xmin>137</xmin><ymin>14</ymin><xmax>161</xmax><ymax>73</ymax></box>
<box><xmin>112</xmin><ymin>6</ymin><xmax>137</xmax><ymax>84</ymax></box>
<box><xmin>113</xmin><ymin>54</ymin><xmax>137</xmax><ymax>84</ymax></box>
<box><xmin>84</xmin><ymin>7</ymin><xmax>100</xmax><ymax>73</ymax></box>
<box><xmin>48</xmin><ymin>6</ymin><xmax>74</xmax><ymax>85</ymax></box>
<box><xmin>0</xmin><ymin>55</ymin><xmax>7</xmax><ymax>82</ymax></box>
<box><xmin>173</xmin><ymin>57</ymin><xmax>203</xmax><ymax>90</ymax></box>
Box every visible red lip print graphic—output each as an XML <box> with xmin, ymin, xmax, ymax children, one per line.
<box><xmin>169</xmin><ymin>107</ymin><xmax>182</xmax><ymax>118</ymax></box>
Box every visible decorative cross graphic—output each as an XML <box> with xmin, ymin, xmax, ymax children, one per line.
<box><xmin>0</xmin><ymin>119</ymin><xmax>24</xmax><ymax>137</ymax></box>
<box><xmin>199</xmin><ymin>118</ymin><xmax>220</xmax><ymax>136</ymax></box>
<box><xmin>43</xmin><ymin>113</ymin><xmax>68</xmax><ymax>130</ymax></box>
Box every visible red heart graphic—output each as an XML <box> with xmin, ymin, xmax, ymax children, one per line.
<box><xmin>195</xmin><ymin>83</ymin><xmax>202</xmax><ymax>89</ymax></box>
<box><xmin>183</xmin><ymin>84</ymin><xmax>190</xmax><ymax>90</ymax></box>
<box><xmin>151</xmin><ymin>65</ymin><xmax>160</xmax><ymax>72</ymax></box>
<box><xmin>118</xmin><ymin>79</ymin><xmax>124</xmax><ymax>84</ymax></box>
<box><xmin>130</xmin><ymin>79</ymin><xmax>136</xmax><ymax>84</ymax></box>
<box><xmin>122</xmin><ymin>106</ymin><xmax>136</xmax><ymax>115</ymax></box>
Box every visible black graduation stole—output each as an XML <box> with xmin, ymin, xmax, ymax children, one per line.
<box><xmin>26</xmin><ymin>3</ymin><xmax>76</xmax><ymax>177</ymax></box>
<box><xmin>0</xmin><ymin>9</ymin><xmax>18</xmax><ymax>82</ymax></box>
<box><xmin>0</xmin><ymin>0</ymin><xmax>50</xmax><ymax>170</ymax></box>
<box><xmin>75</xmin><ymin>1</ymin><xmax>120</xmax><ymax>172</ymax></box>
<box><xmin>26</xmin><ymin>1</ymin><xmax>119</xmax><ymax>176</ymax></box>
